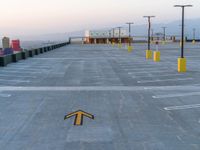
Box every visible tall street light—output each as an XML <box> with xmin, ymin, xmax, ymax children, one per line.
<box><xmin>126</xmin><ymin>22</ymin><xmax>134</xmax><ymax>52</ymax></box>
<box><xmin>117</xmin><ymin>27</ymin><xmax>122</xmax><ymax>48</ymax></box>
<box><xmin>162</xmin><ymin>27</ymin><xmax>167</xmax><ymax>43</ymax></box>
<box><xmin>112</xmin><ymin>28</ymin><xmax>115</xmax><ymax>46</ymax></box>
<box><xmin>151</xmin><ymin>28</ymin><xmax>154</xmax><ymax>42</ymax></box>
<box><xmin>174</xmin><ymin>4</ymin><xmax>193</xmax><ymax>72</ymax></box>
<box><xmin>192</xmin><ymin>28</ymin><xmax>196</xmax><ymax>44</ymax></box>
<box><xmin>143</xmin><ymin>16</ymin><xmax>155</xmax><ymax>59</ymax></box>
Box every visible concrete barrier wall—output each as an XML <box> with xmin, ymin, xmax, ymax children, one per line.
<box><xmin>0</xmin><ymin>42</ymin><xmax>69</xmax><ymax>67</ymax></box>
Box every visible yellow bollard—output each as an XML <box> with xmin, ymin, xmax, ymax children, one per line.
<box><xmin>146</xmin><ymin>50</ymin><xmax>152</xmax><ymax>59</ymax></box>
<box><xmin>192</xmin><ymin>40</ymin><xmax>196</xmax><ymax>44</ymax></box>
<box><xmin>118</xmin><ymin>43</ymin><xmax>122</xmax><ymax>48</ymax></box>
<box><xmin>178</xmin><ymin>58</ymin><xmax>186</xmax><ymax>72</ymax></box>
<box><xmin>128</xmin><ymin>46</ymin><xmax>133</xmax><ymax>52</ymax></box>
<box><xmin>112</xmin><ymin>42</ymin><xmax>115</xmax><ymax>46</ymax></box>
<box><xmin>154</xmin><ymin>51</ymin><xmax>160</xmax><ymax>62</ymax></box>
<box><xmin>162</xmin><ymin>41</ymin><xmax>166</xmax><ymax>45</ymax></box>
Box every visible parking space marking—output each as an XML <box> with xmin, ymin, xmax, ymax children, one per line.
<box><xmin>128</xmin><ymin>70</ymin><xmax>176</xmax><ymax>74</ymax></box>
<box><xmin>0</xmin><ymin>70</ymin><xmax>45</xmax><ymax>74</ymax></box>
<box><xmin>137</xmin><ymin>78</ymin><xmax>193</xmax><ymax>83</ymax></box>
<box><xmin>4</xmin><ymin>68</ymin><xmax>47</xmax><ymax>71</ymax></box>
<box><xmin>153</xmin><ymin>92</ymin><xmax>200</xmax><ymax>99</ymax></box>
<box><xmin>0</xmin><ymin>79</ymin><xmax>30</xmax><ymax>83</ymax></box>
<box><xmin>164</xmin><ymin>104</ymin><xmax>200</xmax><ymax>111</ymax></box>
<box><xmin>0</xmin><ymin>93</ymin><xmax>11</xmax><ymax>98</ymax></box>
<box><xmin>0</xmin><ymin>74</ymin><xmax>36</xmax><ymax>78</ymax></box>
<box><xmin>132</xmin><ymin>74</ymin><xmax>184</xmax><ymax>78</ymax></box>
<box><xmin>124</xmin><ymin>67</ymin><xmax>170</xmax><ymax>71</ymax></box>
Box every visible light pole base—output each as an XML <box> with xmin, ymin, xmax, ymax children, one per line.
<box><xmin>128</xmin><ymin>46</ymin><xmax>133</xmax><ymax>52</ymax></box>
<box><xmin>146</xmin><ymin>50</ymin><xmax>152</xmax><ymax>59</ymax></box>
<box><xmin>178</xmin><ymin>58</ymin><xmax>187</xmax><ymax>72</ymax></box>
<box><xmin>154</xmin><ymin>51</ymin><xmax>160</xmax><ymax>62</ymax></box>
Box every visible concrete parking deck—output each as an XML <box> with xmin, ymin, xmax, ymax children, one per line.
<box><xmin>0</xmin><ymin>43</ymin><xmax>200</xmax><ymax>150</ymax></box>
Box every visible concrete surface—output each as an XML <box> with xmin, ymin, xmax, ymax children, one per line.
<box><xmin>0</xmin><ymin>43</ymin><xmax>200</xmax><ymax>150</ymax></box>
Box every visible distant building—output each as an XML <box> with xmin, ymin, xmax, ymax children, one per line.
<box><xmin>11</xmin><ymin>40</ymin><xmax>21</xmax><ymax>51</ymax></box>
<box><xmin>2</xmin><ymin>37</ymin><xmax>10</xmax><ymax>49</ymax></box>
<box><xmin>85</xmin><ymin>29</ymin><xmax>132</xmax><ymax>44</ymax></box>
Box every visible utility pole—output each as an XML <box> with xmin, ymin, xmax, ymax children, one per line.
<box><xmin>143</xmin><ymin>16</ymin><xmax>155</xmax><ymax>59</ymax></box>
<box><xmin>117</xmin><ymin>27</ymin><xmax>122</xmax><ymax>48</ymax></box>
<box><xmin>151</xmin><ymin>28</ymin><xmax>154</xmax><ymax>42</ymax></box>
<box><xmin>112</xmin><ymin>28</ymin><xmax>115</xmax><ymax>45</ymax></box>
<box><xmin>126</xmin><ymin>22</ymin><xmax>134</xmax><ymax>52</ymax></box>
<box><xmin>174</xmin><ymin>4</ymin><xmax>193</xmax><ymax>72</ymax></box>
<box><xmin>109</xmin><ymin>30</ymin><xmax>112</xmax><ymax>44</ymax></box>
<box><xmin>162</xmin><ymin>27</ymin><xmax>167</xmax><ymax>41</ymax></box>
<box><xmin>192</xmin><ymin>28</ymin><xmax>196</xmax><ymax>44</ymax></box>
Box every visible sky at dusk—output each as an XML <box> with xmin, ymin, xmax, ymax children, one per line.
<box><xmin>0</xmin><ymin>0</ymin><xmax>199</xmax><ymax>38</ymax></box>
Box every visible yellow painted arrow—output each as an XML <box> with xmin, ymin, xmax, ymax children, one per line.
<box><xmin>64</xmin><ymin>110</ymin><xmax>94</xmax><ymax>126</ymax></box>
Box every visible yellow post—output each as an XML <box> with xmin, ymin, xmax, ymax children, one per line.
<box><xmin>178</xmin><ymin>58</ymin><xmax>186</xmax><ymax>72</ymax></box>
<box><xmin>162</xmin><ymin>41</ymin><xmax>166</xmax><ymax>45</ymax></box>
<box><xmin>118</xmin><ymin>43</ymin><xmax>122</xmax><ymax>48</ymax></box>
<box><xmin>146</xmin><ymin>50</ymin><xmax>152</xmax><ymax>59</ymax></box>
<box><xmin>154</xmin><ymin>51</ymin><xmax>160</xmax><ymax>62</ymax></box>
<box><xmin>128</xmin><ymin>46</ymin><xmax>133</xmax><ymax>52</ymax></box>
<box><xmin>192</xmin><ymin>40</ymin><xmax>196</xmax><ymax>44</ymax></box>
<box><xmin>112</xmin><ymin>42</ymin><xmax>115</xmax><ymax>46</ymax></box>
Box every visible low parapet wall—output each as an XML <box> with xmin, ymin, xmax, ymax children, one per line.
<box><xmin>0</xmin><ymin>42</ymin><xmax>68</xmax><ymax>67</ymax></box>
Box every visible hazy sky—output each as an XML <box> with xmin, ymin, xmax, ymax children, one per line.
<box><xmin>0</xmin><ymin>0</ymin><xmax>199</xmax><ymax>37</ymax></box>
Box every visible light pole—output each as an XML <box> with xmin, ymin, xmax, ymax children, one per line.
<box><xmin>162</xmin><ymin>27</ymin><xmax>167</xmax><ymax>43</ymax></box>
<box><xmin>174</xmin><ymin>4</ymin><xmax>193</xmax><ymax>72</ymax></box>
<box><xmin>117</xmin><ymin>27</ymin><xmax>122</xmax><ymax>48</ymax></box>
<box><xmin>112</xmin><ymin>28</ymin><xmax>115</xmax><ymax>46</ymax></box>
<box><xmin>151</xmin><ymin>28</ymin><xmax>154</xmax><ymax>42</ymax></box>
<box><xmin>126</xmin><ymin>22</ymin><xmax>134</xmax><ymax>52</ymax></box>
<box><xmin>143</xmin><ymin>16</ymin><xmax>155</xmax><ymax>59</ymax></box>
<box><xmin>192</xmin><ymin>28</ymin><xmax>196</xmax><ymax>44</ymax></box>
<box><xmin>109</xmin><ymin>30</ymin><xmax>112</xmax><ymax>44</ymax></box>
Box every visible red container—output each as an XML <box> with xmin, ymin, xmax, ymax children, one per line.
<box><xmin>11</xmin><ymin>40</ymin><xmax>21</xmax><ymax>51</ymax></box>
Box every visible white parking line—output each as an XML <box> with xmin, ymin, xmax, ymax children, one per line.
<box><xmin>0</xmin><ymin>74</ymin><xmax>36</xmax><ymax>78</ymax></box>
<box><xmin>132</xmin><ymin>74</ymin><xmax>184</xmax><ymax>78</ymax></box>
<box><xmin>137</xmin><ymin>78</ymin><xmax>193</xmax><ymax>83</ymax></box>
<box><xmin>0</xmin><ymin>93</ymin><xmax>11</xmax><ymax>98</ymax></box>
<box><xmin>153</xmin><ymin>92</ymin><xmax>200</xmax><ymax>99</ymax></box>
<box><xmin>0</xmin><ymin>70</ymin><xmax>44</xmax><ymax>74</ymax></box>
<box><xmin>124</xmin><ymin>67</ymin><xmax>170</xmax><ymax>71</ymax></box>
<box><xmin>0</xmin><ymin>79</ymin><xmax>30</xmax><ymax>83</ymax></box>
<box><xmin>4</xmin><ymin>68</ymin><xmax>47</xmax><ymax>71</ymax></box>
<box><xmin>128</xmin><ymin>70</ymin><xmax>176</xmax><ymax>74</ymax></box>
<box><xmin>164</xmin><ymin>104</ymin><xmax>200</xmax><ymax>111</ymax></box>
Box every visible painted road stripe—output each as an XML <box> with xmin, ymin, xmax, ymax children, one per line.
<box><xmin>4</xmin><ymin>68</ymin><xmax>47</xmax><ymax>71</ymax></box>
<box><xmin>0</xmin><ymin>85</ymin><xmax>200</xmax><ymax>91</ymax></box>
<box><xmin>0</xmin><ymin>70</ymin><xmax>44</xmax><ymax>74</ymax></box>
<box><xmin>128</xmin><ymin>71</ymin><xmax>175</xmax><ymax>74</ymax></box>
<box><xmin>0</xmin><ymin>79</ymin><xmax>30</xmax><ymax>83</ymax></box>
<box><xmin>164</xmin><ymin>104</ymin><xmax>200</xmax><ymax>111</ymax></box>
<box><xmin>137</xmin><ymin>78</ymin><xmax>193</xmax><ymax>83</ymax></box>
<box><xmin>124</xmin><ymin>67</ymin><xmax>170</xmax><ymax>71</ymax></box>
<box><xmin>132</xmin><ymin>74</ymin><xmax>184</xmax><ymax>78</ymax></box>
<box><xmin>0</xmin><ymin>93</ymin><xmax>11</xmax><ymax>98</ymax></box>
<box><xmin>153</xmin><ymin>92</ymin><xmax>200</xmax><ymax>99</ymax></box>
<box><xmin>0</xmin><ymin>74</ymin><xmax>36</xmax><ymax>78</ymax></box>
